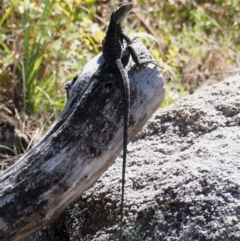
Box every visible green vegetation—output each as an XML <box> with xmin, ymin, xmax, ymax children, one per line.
<box><xmin>0</xmin><ymin>0</ymin><xmax>239</xmax><ymax>127</ymax></box>
<box><xmin>0</xmin><ymin>0</ymin><xmax>102</xmax><ymax>118</ymax></box>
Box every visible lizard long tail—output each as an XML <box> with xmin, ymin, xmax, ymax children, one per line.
<box><xmin>115</xmin><ymin>59</ymin><xmax>130</xmax><ymax>240</ymax></box>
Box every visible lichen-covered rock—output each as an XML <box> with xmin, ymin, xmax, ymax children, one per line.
<box><xmin>28</xmin><ymin>75</ymin><xmax>240</xmax><ymax>241</ymax></box>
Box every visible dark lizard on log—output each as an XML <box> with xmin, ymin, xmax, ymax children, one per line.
<box><xmin>100</xmin><ymin>2</ymin><xmax>159</xmax><ymax>240</ymax></box>
<box><xmin>101</xmin><ymin>4</ymin><xmax>133</xmax><ymax>240</ymax></box>
<box><xmin>65</xmin><ymin>3</ymin><xmax>159</xmax><ymax>240</ymax></box>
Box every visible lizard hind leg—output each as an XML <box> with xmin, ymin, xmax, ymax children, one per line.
<box><xmin>127</xmin><ymin>44</ymin><xmax>163</xmax><ymax>69</ymax></box>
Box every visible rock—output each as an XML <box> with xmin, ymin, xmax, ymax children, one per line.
<box><xmin>26</xmin><ymin>75</ymin><xmax>240</xmax><ymax>241</ymax></box>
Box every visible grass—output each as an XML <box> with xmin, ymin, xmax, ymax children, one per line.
<box><xmin>0</xmin><ymin>0</ymin><xmax>239</xmax><ymax>132</ymax></box>
<box><xmin>1</xmin><ymin>0</ymin><xmax>101</xmax><ymax>121</ymax></box>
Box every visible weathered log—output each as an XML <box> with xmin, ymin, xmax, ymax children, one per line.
<box><xmin>0</xmin><ymin>42</ymin><xmax>164</xmax><ymax>241</ymax></box>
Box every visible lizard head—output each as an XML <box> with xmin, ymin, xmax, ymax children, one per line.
<box><xmin>112</xmin><ymin>2</ymin><xmax>133</xmax><ymax>24</ymax></box>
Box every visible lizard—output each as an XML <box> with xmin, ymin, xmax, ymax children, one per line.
<box><xmin>100</xmin><ymin>2</ymin><xmax>160</xmax><ymax>240</ymax></box>
<box><xmin>101</xmin><ymin>3</ymin><xmax>133</xmax><ymax>240</ymax></box>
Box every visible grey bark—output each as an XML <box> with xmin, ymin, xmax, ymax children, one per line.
<box><xmin>32</xmin><ymin>75</ymin><xmax>240</xmax><ymax>241</ymax></box>
<box><xmin>0</xmin><ymin>42</ymin><xmax>165</xmax><ymax>241</ymax></box>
